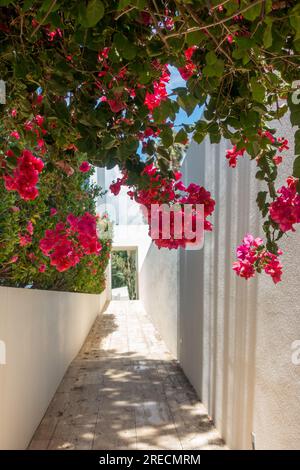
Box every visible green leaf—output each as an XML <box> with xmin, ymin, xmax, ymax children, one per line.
<box><xmin>242</xmin><ymin>1</ymin><xmax>262</xmax><ymax>20</ymax></box>
<box><xmin>186</xmin><ymin>30</ymin><xmax>205</xmax><ymax>47</ymax></box>
<box><xmin>295</xmin><ymin>129</ymin><xmax>300</xmax><ymax>155</ymax></box>
<box><xmin>114</xmin><ymin>32</ymin><xmax>137</xmax><ymax>60</ymax></box>
<box><xmin>206</xmin><ymin>51</ymin><xmax>217</xmax><ymax>65</ymax></box>
<box><xmin>289</xmin><ymin>8</ymin><xmax>300</xmax><ymax>40</ymax></box>
<box><xmin>175</xmin><ymin>128</ymin><xmax>188</xmax><ymax>144</ymax></box>
<box><xmin>133</xmin><ymin>0</ymin><xmax>146</xmax><ymax>9</ymax></box>
<box><xmin>177</xmin><ymin>93</ymin><xmax>198</xmax><ymax>116</ymax></box>
<box><xmin>160</xmin><ymin>127</ymin><xmax>173</xmax><ymax>148</ymax></box>
<box><xmin>21</xmin><ymin>0</ymin><xmax>34</xmax><ymax>11</ymax></box>
<box><xmin>288</xmin><ymin>90</ymin><xmax>300</xmax><ymax>126</ymax></box>
<box><xmin>79</xmin><ymin>0</ymin><xmax>104</xmax><ymax>28</ymax></box>
<box><xmin>203</xmin><ymin>59</ymin><xmax>224</xmax><ymax>78</ymax></box>
<box><xmin>256</xmin><ymin>191</ymin><xmax>268</xmax><ymax>216</ymax></box>
<box><xmin>152</xmin><ymin>99</ymin><xmax>178</xmax><ymax>123</ymax></box>
<box><xmin>250</xmin><ymin>78</ymin><xmax>265</xmax><ymax>103</ymax></box>
<box><xmin>117</xmin><ymin>0</ymin><xmax>131</xmax><ymax>10</ymax></box>
<box><xmin>263</xmin><ymin>23</ymin><xmax>273</xmax><ymax>49</ymax></box>
<box><xmin>293</xmin><ymin>155</ymin><xmax>300</xmax><ymax>178</ymax></box>
<box><xmin>256</xmin><ymin>170</ymin><xmax>265</xmax><ymax>181</ymax></box>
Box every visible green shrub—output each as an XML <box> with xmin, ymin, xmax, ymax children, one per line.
<box><xmin>0</xmin><ymin>159</ymin><xmax>112</xmax><ymax>294</ymax></box>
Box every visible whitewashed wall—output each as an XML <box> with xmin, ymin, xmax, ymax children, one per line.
<box><xmin>0</xmin><ymin>286</ymin><xmax>107</xmax><ymax>450</ymax></box>
<box><xmin>179</xmin><ymin>113</ymin><xmax>300</xmax><ymax>450</ymax></box>
<box><xmin>138</xmin><ymin>112</ymin><xmax>300</xmax><ymax>449</ymax></box>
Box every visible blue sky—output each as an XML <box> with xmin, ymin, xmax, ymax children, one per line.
<box><xmin>167</xmin><ymin>66</ymin><xmax>204</xmax><ymax>128</ymax></box>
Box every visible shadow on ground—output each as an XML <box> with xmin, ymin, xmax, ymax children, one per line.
<box><xmin>29</xmin><ymin>301</ymin><xmax>226</xmax><ymax>450</ymax></box>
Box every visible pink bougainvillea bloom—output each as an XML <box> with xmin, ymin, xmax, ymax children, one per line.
<box><xmin>110</xmin><ymin>175</ymin><xmax>127</xmax><ymax>196</ymax></box>
<box><xmin>4</xmin><ymin>149</ymin><xmax>44</xmax><ymax>201</ymax></box>
<box><xmin>28</xmin><ymin>252</ymin><xmax>36</xmax><ymax>261</ymax></box>
<box><xmin>263</xmin><ymin>252</ymin><xmax>283</xmax><ymax>284</ymax></box>
<box><xmin>35</xmin><ymin>114</ymin><xmax>44</xmax><ymax>127</ymax></box>
<box><xmin>184</xmin><ymin>46</ymin><xmax>198</xmax><ymax>61</ymax></box>
<box><xmin>97</xmin><ymin>47</ymin><xmax>110</xmax><ymax>62</ymax></box>
<box><xmin>278</xmin><ymin>137</ymin><xmax>289</xmax><ymax>152</ymax></box>
<box><xmin>262</xmin><ymin>130</ymin><xmax>276</xmax><ymax>144</ymax></box>
<box><xmin>233</xmin><ymin>234</ymin><xmax>283</xmax><ymax>283</ymax></box>
<box><xmin>50</xmin><ymin>208</ymin><xmax>58</xmax><ymax>216</ymax></box>
<box><xmin>173</xmin><ymin>171</ymin><xmax>182</xmax><ymax>181</ymax></box>
<box><xmin>273</xmin><ymin>155</ymin><xmax>283</xmax><ymax>165</ymax></box>
<box><xmin>24</xmin><ymin>121</ymin><xmax>34</xmax><ymax>131</ymax></box>
<box><xmin>226</xmin><ymin>145</ymin><xmax>246</xmax><ymax>167</ymax></box>
<box><xmin>11</xmin><ymin>109</ymin><xmax>17</xmax><ymax>118</ymax></box>
<box><xmin>27</xmin><ymin>220</ymin><xmax>34</xmax><ymax>235</ymax></box>
<box><xmin>178</xmin><ymin>62</ymin><xmax>197</xmax><ymax>81</ymax></box>
<box><xmin>39</xmin><ymin>212</ymin><xmax>102</xmax><ymax>272</ymax></box>
<box><xmin>37</xmin><ymin>138</ymin><xmax>45</xmax><ymax>148</ymax></box>
<box><xmin>178</xmin><ymin>46</ymin><xmax>197</xmax><ymax>80</ymax></box>
<box><xmin>164</xmin><ymin>16</ymin><xmax>174</xmax><ymax>30</ymax></box>
<box><xmin>107</xmin><ymin>99</ymin><xmax>126</xmax><ymax>113</ymax></box>
<box><xmin>79</xmin><ymin>161</ymin><xmax>91</xmax><ymax>173</ymax></box>
<box><xmin>144</xmin><ymin>67</ymin><xmax>170</xmax><ymax>112</ymax></box>
<box><xmin>269</xmin><ymin>176</ymin><xmax>300</xmax><ymax>232</ymax></box>
<box><xmin>114</xmin><ymin>164</ymin><xmax>215</xmax><ymax>249</ymax></box>
<box><xmin>38</xmin><ymin>264</ymin><xmax>46</xmax><ymax>273</ymax></box>
<box><xmin>11</xmin><ymin>206</ymin><xmax>20</xmax><ymax>212</ymax></box>
<box><xmin>10</xmin><ymin>130</ymin><xmax>20</xmax><ymax>140</ymax></box>
<box><xmin>19</xmin><ymin>233</ymin><xmax>32</xmax><ymax>246</ymax></box>
<box><xmin>10</xmin><ymin>255</ymin><xmax>18</xmax><ymax>263</ymax></box>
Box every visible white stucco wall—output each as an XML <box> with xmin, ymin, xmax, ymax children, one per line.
<box><xmin>179</xmin><ymin>113</ymin><xmax>300</xmax><ymax>449</ymax></box>
<box><xmin>0</xmin><ymin>286</ymin><xmax>107</xmax><ymax>450</ymax></box>
<box><xmin>96</xmin><ymin>122</ymin><xmax>300</xmax><ymax>449</ymax></box>
<box><xmin>253</xmin><ymin>117</ymin><xmax>300</xmax><ymax>450</ymax></box>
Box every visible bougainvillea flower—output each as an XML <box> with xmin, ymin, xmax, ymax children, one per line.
<box><xmin>269</xmin><ymin>177</ymin><xmax>300</xmax><ymax>232</ymax></box>
<box><xmin>50</xmin><ymin>208</ymin><xmax>58</xmax><ymax>217</ymax></box>
<box><xmin>233</xmin><ymin>234</ymin><xmax>283</xmax><ymax>283</ymax></box>
<box><xmin>3</xmin><ymin>149</ymin><xmax>44</xmax><ymax>200</ymax></box>
<box><xmin>39</xmin><ymin>212</ymin><xmax>102</xmax><ymax>272</ymax></box>
<box><xmin>79</xmin><ymin>161</ymin><xmax>91</xmax><ymax>173</ymax></box>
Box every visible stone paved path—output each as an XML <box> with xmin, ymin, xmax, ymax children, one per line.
<box><xmin>29</xmin><ymin>301</ymin><xmax>226</xmax><ymax>450</ymax></box>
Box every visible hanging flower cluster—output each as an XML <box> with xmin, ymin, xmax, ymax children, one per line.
<box><xmin>110</xmin><ymin>164</ymin><xmax>215</xmax><ymax>249</ymax></box>
<box><xmin>269</xmin><ymin>177</ymin><xmax>300</xmax><ymax>232</ymax></box>
<box><xmin>225</xmin><ymin>145</ymin><xmax>246</xmax><ymax>168</ymax></box>
<box><xmin>144</xmin><ymin>66</ymin><xmax>170</xmax><ymax>113</ymax></box>
<box><xmin>178</xmin><ymin>46</ymin><xmax>198</xmax><ymax>81</ymax></box>
<box><xmin>39</xmin><ymin>212</ymin><xmax>102</xmax><ymax>272</ymax></box>
<box><xmin>226</xmin><ymin>132</ymin><xmax>289</xmax><ymax>168</ymax></box>
<box><xmin>233</xmin><ymin>234</ymin><xmax>283</xmax><ymax>284</ymax></box>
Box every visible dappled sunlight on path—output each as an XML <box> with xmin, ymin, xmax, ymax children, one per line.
<box><xmin>29</xmin><ymin>301</ymin><xmax>226</xmax><ymax>450</ymax></box>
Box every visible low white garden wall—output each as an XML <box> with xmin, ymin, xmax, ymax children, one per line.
<box><xmin>0</xmin><ymin>286</ymin><xmax>107</xmax><ymax>450</ymax></box>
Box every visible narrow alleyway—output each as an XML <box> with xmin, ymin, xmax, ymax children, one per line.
<box><xmin>29</xmin><ymin>301</ymin><xmax>226</xmax><ymax>450</ymax></box>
